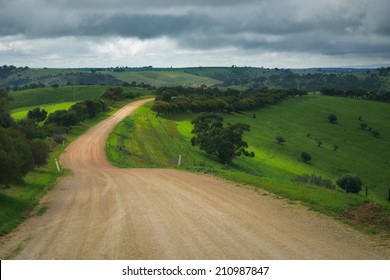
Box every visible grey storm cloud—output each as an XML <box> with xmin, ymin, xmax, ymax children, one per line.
<box><xmin>0</xmin><ymin>0</ymin><xmax>389</xmax><ymax>66</ymax></box>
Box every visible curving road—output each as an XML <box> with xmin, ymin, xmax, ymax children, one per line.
<box><xmin>0</xmin><ymin>98</ymin><xmax>389</xmax><ymax>259</ymax></box>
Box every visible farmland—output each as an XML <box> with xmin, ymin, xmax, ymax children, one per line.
<box><xmin>107</xmin><ymin>95</ymin><xmax>390</xmax><ymax>232</ymax></box>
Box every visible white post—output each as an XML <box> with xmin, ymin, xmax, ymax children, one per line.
<box><xmin>178</xmin><ymin>155</ymin><xmax>182</xmax><ymax>166</ymax></box>
<box><xmin>55</xmin><ymin>158</ymin><xmax>61</xmax><ymax>172</ymax></box>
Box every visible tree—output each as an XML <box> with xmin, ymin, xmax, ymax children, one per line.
<box><xmin>0</xmin><ymin>127</ymin><xmax>33</xmax><ymax>185</ymax></box>
<box><xmin>336</xmin><ymin>174</ymin><xmax>362</xmax><ymax>193</ymax></box>
<box><xmin>301</xmin><ymin>151</ymin><xmax>312</xmax><ymax>163</ymax></box>
<box><xmin>101</xmin><ymin>87</ymin><xmax>124</xmax><ymax>103</ymax></box>
<box><xmin>371</xmin><ymin>130</ymin><xmax>380</xmax><ymax>138</ymax></box>
<box><xmin>360</xmin><ymin>123</ymin><xmax>367</xmax><ymax>129</ymax></box>
<box><xmin>328</xmin><ymin>114</ymin><xmax>337</xmax><ymax>123</ymax></box>
<box><xmin>191</xmin><ymin>113</ymin><xmax>254</xmax><ymax>165</ymax></box>
<box><xmin>45</xmin><ymin>110</ymin><xmax>80</xmax><ymax>127</ymax></box>
<box><xmin>29</xmin><ymin>139</ymin><xmax>50</xmax><ymax>167</ymax></box>
<box><xmin>27</xmin><ymin>107</ymin><xmax>47</xmax><ymax>123</ymax></box>
<box><xmin>0</xmin><ymin>88</ymin><xmax>14</xmax><ymax>128</ymax></box>
<box><xmin>276</xmin><ymin>135</ymin><xmax>286</xmax><ymax>144</ymax></box>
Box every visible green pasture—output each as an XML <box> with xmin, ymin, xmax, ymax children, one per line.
<box><xmin>11</xmin><ymin>102</ymin><xmax>75</xmax><ymax>120</ymax></box>
<box><xmin>8</xmin><ymin>85</ymin><xmax>153</xmax><ymax>110</ymax></box>
<box><xmin>106</xmin><ymin>71</ymin><xmax>221</xmax><ymax>88</ymax></box>
<box><xmin>107</xmin><ymin>95</ymin><xmax>390</xmax><ymax>231</ymax></box>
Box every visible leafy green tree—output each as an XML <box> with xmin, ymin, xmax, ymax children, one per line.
<box><xmin>371</xmin><ymin>130</ymin><xmax>380</xmax><ymax>138</ymax></box>
<box><xmin>45</xmin><ymin>110</ymin><xmax>80</xmax><ymax>127</ymax></box>
<box><xmin>336</xmin><ymin>174</ymin><xmax>362</xmax><ymax>193</ymax></box>
<box><xmin>0</xmin><ymin>127</ymin><xmax>33</xmax><ymax>185</ymax></box>
<box><xmin>101</xmin><ymin>87</ymin><xmax>124</xmax><ymax>103</ymax></box>
<box><xmin>301</xmin><ymin>151</ymin><xmax>312</xmax><ymax>163</ymax></box>
<box><xmin>27</xmin><ymin>107</ymin><xmax>47</xmax><ymax>123</ymax></box>
<box><xmin>191</xmin><ymin>113</ymin><xmax>254</xmax><ymax>165</ymax></box>
<box><xmin>0</xmin><ymin>88</ymin><xmax>14</xmax><ymax>128</ymax></box>
<box><xmin>328</xmin><ymin>114</ymin><xmax>337</xmax><ymax>123</ymax></box>
<box><xmin>276</xmin><ymin>135</ymin><xmax>286</xmax><ymax>144</ymax></box>
<box><xmin>29</xmin><ymin>139</ymin><xmax>50</xmax><ymax>167</ymax></box>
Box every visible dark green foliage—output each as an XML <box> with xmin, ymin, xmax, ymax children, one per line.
<box><xmin>316</xmin><ymin>139</ymin><xmax>323</xmax><ymax>147</ymax></box>
<box><xmin>0</xmin><ymin>127</ymin><xmax>33</xmax><ymax>185</ymax></box>
<box><xmin>328</xmin><ymin>114</ymin><xmax>337</xmax><ymax>123</ymax></box>
<box><xmin>333</xmin><ymin>145</ymin><xmax>339</xmax><ymax>151</ymax></box>
<box><xmin>276</xmin><ymin>135</ymin><xmax>286</xmax><ymax>144</ymax></box>
<box><xmin>152</xmin><ymin>87</ymin><xmax>307</xmax><ymax>115</ymax></box>
<box><xmin>336</xmin><ymin>174</ymin><xmax>362</xmax><ymax>194</ymax></box>
<box><xmin>45</xmin><ymin>110</ymin><xmax>80</xmax><ymax>127</ymax></box>
<box><xmin>371</xmin><ymin>130</ymin><xmax>380</xmax><ymax>138</ymax></box>
<box><xmin>0</xmin><ymin>88</ymin><xmax>14</xmax><ymax>128</ymax></box>
<box><xmin>191</xmin><ymin>113</ymin><xmax>254</xmax><ymax>165</ymax></box>
<box><xmin>16</xmin><ymin>118</ymin><xmax>39</xmax><ymax>139</ymax></box>
<box><xmin>101</xmin><ymin>87</ymin><xmax>124</xmax><ymax>103</ymax></box>
<box><xmin>360</xmin><ymin>123</ymin><xmax>368</xmax><ymax>129</ymax></box>
<box><xmin>293</xmin><ymin>173</ymin><xmax>335</xmax><ymax>189</ymax></box>
<box><xmin>27</xmin><ymin>107</ymin><xmax>47</xmax><ymax>123</ymax></box>
<box><xmin>301</xmin><ymin>151</ymin><xmax>312</xmax><ymax>163</ymax></box>
<box><xmin>29</xmin><ymin>139</ymin><xmax>50</xmax><ymax>167</ymax></box>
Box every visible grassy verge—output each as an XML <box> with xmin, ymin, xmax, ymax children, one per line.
<box><xmin>106</xmin><ymin>96</ymin><xmax>390</xmax><ymax>236</ymax></box>
<box><xmin>0</xmin><ymin>95</ymin><xmax>153</xmax><ymax>236</ymax></box>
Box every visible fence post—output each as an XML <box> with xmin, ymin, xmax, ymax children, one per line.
<box><xmin>178</xmin><ymin>155</ymin><xmax>182</xmax><ymax>166</ymax></box>
<box><xmin>55</xmin><ymin>158</ymin><xmax>61</xmax><ymax>172</ymax></box>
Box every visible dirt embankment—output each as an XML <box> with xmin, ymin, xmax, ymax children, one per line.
<box><xmin>0</xmin><ymin>98</ymin><xmax>389</xmax><ymax>259</ymax></box>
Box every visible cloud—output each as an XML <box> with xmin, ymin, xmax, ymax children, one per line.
<box><xmin>0</xmin><ymin>0</ymin><xmax>389</xmax><ymax>67</ymax></box>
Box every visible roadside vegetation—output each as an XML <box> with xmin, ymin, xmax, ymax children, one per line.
<box><xmin>107</xmin><ymin>95</ymin><xmax>390</xmax><ymax>235</ymax></box>
<box><xmin>0</xmin><ymin>86</ymin><xmax>153</xmax><ymax>236</ymax></box>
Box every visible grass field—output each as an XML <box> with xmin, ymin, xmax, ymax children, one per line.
<box><xmin>10</xmin><ymin>102</ymin><xmax>76</xmax><ymax>120</ymax></box>
<box><xmin>106</xmin><ymin>71</ymin><xmax>221</xmax><ymax>88</ymax></box>
<box><xmin>8</xmin><ymin>85</ymin><xmax>153</xmax><ymax>110</ymax></box>
<box><xmin>107</xmin><ymin>95</ymin><xmax>390</xmax><ymax>232</ymax></box>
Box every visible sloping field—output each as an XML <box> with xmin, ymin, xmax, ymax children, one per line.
<box><xmin>106</xmin><ymin>70</ymin><xmax>221</xmax><ymax>87</ymax></box>
<box><xmin>1</xmin><ymin>99</ymin><xmax>388</xmax><ymax>259</ymax></box>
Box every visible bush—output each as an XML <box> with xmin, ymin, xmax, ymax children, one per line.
<box><xmin>293</xmin><ymin>173</ymin><xmax>335</xmax><ymax>189</ymax></box>
<box><xmin>301</xmin><ymin>151</ymin><xmax>312</xmax><ymax>163</ymax></box>
<box><xmin>336</xmin><ymin>174</ymin><xmax>362</xmax><ymax>194</ymax></box>
<box><xmin>276</xmin><ymin>135</ymin><xmax>286</xmax><ymax>144</ymax></box>
<box><xmin>328</xmin><ymin>114</ymin><xmax>337</xmax><ymax>123</ymax></box>
<box><xmin>371</xmin><ymin>130</ymin><xmax>380</xmax><ymax>138</ymax></box>
<box><xmin>29</xmin><ymin>139</ymin><xmax>50</xmax><ymax>167</ymax></box>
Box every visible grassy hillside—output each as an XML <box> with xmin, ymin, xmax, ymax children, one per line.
<box><xmin>105</xmin><ymin>70</ymin><xmax>221</xmax><ymax>87</ymax></box>
<box><xmin>107</xmin><ymin>96</ymin><xmax>390</xmax><ymax>232</ymax></box>
<box><xmin>11</xmin><ymin>102</ymin><xmax>75</xmax><ymax>120</ymax></box>
<box><xmin>8</xmin><ymin>85</ymin><xmax>152</xmax><ymax>109</ymax></box>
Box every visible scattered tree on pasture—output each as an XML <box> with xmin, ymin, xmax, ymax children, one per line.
<box><xmin>336</xmin><ymin>174</ymin><xmax>362</xmax><ymax>194</ymax></box>
<box><xmin>301</xmin><ymin>151</ymin><xmax>312</xmax><ymax>163</ymax></box>
<box><xmin>191</xmin><ymin>113</ymin><xmax>254</xmax><ymax>165</ymax></box>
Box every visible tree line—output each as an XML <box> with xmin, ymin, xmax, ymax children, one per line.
<box><xmin>320</xmin><ymin>87</ymin><xmax>390</xmax><ymax>102</ymax></box>
<box><xmin>151</xmin><ymin>87</ymin><xmax>307</xmax><ymax>115</ymax></box>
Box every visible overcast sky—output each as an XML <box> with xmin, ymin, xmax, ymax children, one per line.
<box><xmin>1</xmin><ymin>0</ymin><xmax>389</xmax><ymax>68</ymax></box>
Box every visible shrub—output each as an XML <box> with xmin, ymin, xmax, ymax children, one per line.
<box><xmin>275</xmin><ymin>135</ymin><xmax>286</xmax><ymax>144</ymax></box>
<box><xmin>293</xmin><ymin>173</ymin><xmax>335</xmax><ymax>189</ymax></box>
<box><xmin>336</xmin><ymin>174</ymin><xmax>362</xmax><ymax>194</ymax></box>
<box><xmin>371</xmin><ymin>130</ymin><xmax>380</xmax><ymax>138</ymax></box>
<box><xmin>301</xmin><ymin>151</ymin><xmax>312</xmax><ymax>163</ymax></box>
<box><xmin>360</xmin><ymin>123</ymin><xmax>367</xmax><ymax>129</ymax></box>
<box><xmin>328</xmin><ymin>114</ymin><xmax>337</xmax><ymax>123</ymax></box>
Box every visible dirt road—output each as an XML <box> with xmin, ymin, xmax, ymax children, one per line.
<box><xmin>0</xmin><ymin>99</ymin><xmax>389</xmax><ymax>259</ymax></box>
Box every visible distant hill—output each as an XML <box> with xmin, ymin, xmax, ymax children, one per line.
<box><xmin>1</xmin><ymin>65</ymin><xmax>390</xmax><ymax>93</ymax></box>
